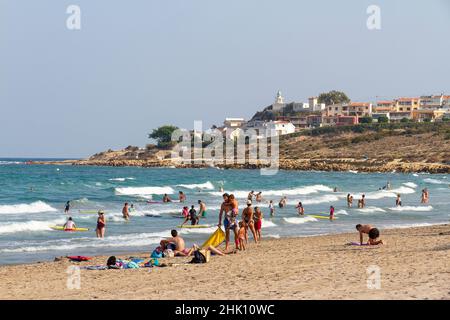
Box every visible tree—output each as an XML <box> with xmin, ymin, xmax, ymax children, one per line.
<box><xmin>400</xmin><ymin>118</ymin><xmax>410</xmax><ymax>123</ymax></box>
<box><xmin>149</xmin><ymin>125</ymin><xmax>179</xmax><ymax>148</ymax></box>
<box><xmin>377</xmin><ymin>116</ymin><xmax>389</xmax><ymax>123</ymax></box>
<box><xmin>359</xmin><ymin>116</ymin><xmax>373</xmax><ymax>124</ymax></box>
<box><xmin>317</xmin><ymin>90</ymin><xmax>350</xmax><ymax>106</ymax></box>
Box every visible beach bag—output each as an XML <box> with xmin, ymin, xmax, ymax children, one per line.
<box><xmin>125</xmin><ymin>261</ymin><xmax>139</xmax><ymax>269</ymax></box>
<box><xmin>163</xmin><ymin>249</ymin><xmax>174</xmax><ymax>258</ymax></box>
<box><xmin>190</xmin><ymin>249</ymin><xmax>210</xmax><ymax>264</ymax></box>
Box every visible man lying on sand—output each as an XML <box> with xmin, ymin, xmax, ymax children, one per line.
<box><xmin>160</xmin><ymin>230</ymin><xmax>190</xmax><ymax>256</ymax></box>
<box><xmin>356</xmin><ymin>224</ymin><xmax>383</xmax><ymax>245</ymax></box>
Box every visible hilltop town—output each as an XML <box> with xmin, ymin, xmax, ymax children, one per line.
<box><xmin>36</xmin><ymin>91</ymin><xmax>450</xmax><ymax>173</ymax></box>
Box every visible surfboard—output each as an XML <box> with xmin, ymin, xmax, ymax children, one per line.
<box><xmin>50</xmin><ymin>226</ymin><xmax>89</xmax><ymax>232</ymax></box>
<box><xmin>78</xmin><ymin>210</ymin><xmax>99</xmax><ymax>214</ymax></box>
<box><xmin>307</xmin><ymin>215</ymin><xmax>338</xmax><ymax>220</ymax></box>
<box><xmin>177</xmin><ymin>224</ymin><xmax>211</xmax><ymax>229</ymax></box>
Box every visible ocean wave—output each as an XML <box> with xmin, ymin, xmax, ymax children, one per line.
<box><xmin>353</xmin><ymin>186</ymin><xmax>416</xmax><ymax>200</ymax></box>
<box><xmin>177</xmin><ymin>181</ymin><xmax>215</xmax><ymax>190</ymax></box>
<box><xmin>0</xmin><ymin>161</ymin><xmax>22</xmax><ymax>165</ymax></box>
<box><xmin>265</xmin><ymin>234</ymin><xmax>280</xmax><ymax>239</ymax></box>
<box><xmin>0</xmin><ymin>201</ymin><xmax>58</xmax><ymax>214</ymax></box>
<box><xmin>0</xmin><ymin>231</ymin><xmax>169</xmax><ymax>253</ymax></box>
<box><xmin>388</xmin><ymin>205</ymin><xmax>433</xmax><ymax>212</ymax></box>
<box><xmin>109</xmin><ymin>177</ymin><xmax>135</xmax><ymax>182</ymax></box>
<box><xmin>115</xmin><ymin>186</ymin><xmax>175</xmax><ymax>196</ymax></box>
<box><xmin>283</xmin><ymin>216</ymin><xmax>317</xmax><ymax>224</ymax></box>
<box><xmin>356</xmin><ymin>206</ymin><xmax>386</xmax><ymax>214</ymax></box>
<box><xmin>262</xmin><ymin>220</ymin><xmax>277</xmax><ymax>228</ymax></box>
<box><xmin>301</xmin><ymin>195</ymin><xmax>340</xmax><ymax>205</ymax></box>
<box><xmin>424</xmin><ymin>178</ymin><xmax>447</xmax><ymax>185</ymax></box>
<box><xmin>403</xmin><ymin>182</ymin><xmax>418</xmax><ymax>188</ymax></box>
<box><xmin>179</xmin><ymin>226</ymin><xmax>217</xmax><ymax>234</ymax></box>
<box><xmin>336</xmin><ymin>209</ymin><xmax>349</xmax><ymax>215</ymax></box>
<box><xmin>0</xmin><ymin>219</ymin><xmax>65</xmax><ymax>234</ymax></box>
<box><xmin>208</xmin><ymin>184</ymin><xmax>333</xmax><ymax>198</ymax></box>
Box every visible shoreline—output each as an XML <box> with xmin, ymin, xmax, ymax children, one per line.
<box><xmin>2</xmin><ymin>224</ymin><xmax>450</xmax><ymax>299</ymax></box>
<box><xmin>32</xmin><ymin>159</ymin><xmax>450</xmax><ymax>174</ymax></box>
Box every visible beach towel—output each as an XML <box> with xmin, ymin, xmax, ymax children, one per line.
<box><xmin>81</xmin><ymin>265</ymin><xmax>108</xmax><ymax>270</ymax></box>
<box><xmin>201</xmin><ymin>228</ymin><xmax>225</xmax><ymax>249</ymax></box>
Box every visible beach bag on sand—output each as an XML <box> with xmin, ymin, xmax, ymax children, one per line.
<box><xmin>163</xmin><ymin>249</ymin><xmax>174</xmax><ymax>258</ymax></box>
<box><xmin>190</xmin><ymin>249</ymin><xmax>210</xmax><ymax>264</ymax></box>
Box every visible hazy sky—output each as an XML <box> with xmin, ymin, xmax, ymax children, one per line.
<box><xmin>1</xmin><ymin>0</ymin><xmax>449</xmax><ymax>158</ymax></box>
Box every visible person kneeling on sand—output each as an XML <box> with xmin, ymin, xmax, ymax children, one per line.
<box><xmin>356</xmin><ymin>224</ymin><xmax>383</xmax><ymax>245</ymax></box>
<box><xmin>160</xmin><ymin>230</ymin><xmax>190</xmax><ymax>256</ymax></box>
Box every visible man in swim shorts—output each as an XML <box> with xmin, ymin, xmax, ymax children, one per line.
<box><xmin>198</xmin><ymin>200</ymin><xmax>207</xmax><ymax>217</ymax></box>
<box><xmin>356</xmin><ymin>224</ymin><xmax>383</xmax><ymax>245</ymax></box>
<box><xmin>160</xmin><ymin>230</ymin><xmax>190</xmax><ymax>256</ymax></box>
<box><xmin>218</xmin><ymin>193</ymin><xmax>239</xmax><ymax>252</ymax></box>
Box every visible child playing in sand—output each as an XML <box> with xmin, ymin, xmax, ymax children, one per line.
<box><xmin>238</xmin><ymin>221</ymin><xmax>246</xmax><ymax>251</ymax></box>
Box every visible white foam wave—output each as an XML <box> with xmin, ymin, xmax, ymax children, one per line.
<box><xmin>356</xmin><ymin>206</ymin><xmax>386</xmax><ymax>214</ymax></box>
<box><xmin>177</xmin><ymin>181</ymin><xmax>215</xmax><ymax>190</ymax></box>
<box><xmin>424</xmin><ymin>178</ymin><xmax>447</xmax><ymax>185</ymax></box>
<box><xmin>302</xmin><ymin>195</ymin><xmax>340</xmax><ymax>205</ymax></box>
<box><xmin>0</xmin><ymin>201</ymin><xmax>58</xmax><ymax>214</ymax></box>
<box><xmin>262</xmin><ymin>220</ymin><xmax>277</xmax><ymax>228</ymax></box>
<box><xmin>115</xmin><ymin>186</ymin><xmax>175</xmax><ymax>196</ymax></box>
<box><xmin>109</xmin><ymin>177</ymin><xmax>135</xmax><ymax>182</ymax></box>
<box><xmin>0</xmin><ymin>231</ymin><xmax>169</xmax><ymax>253</ymax></box>
<box><xmin>283</xmin><ymin>216</ymin><xmax>317</xmax><ymax>224</ymax></box>
<box><xmin>389</xmin><ymin>206</ymin><xmax>433</xmax><ymax>212</ymax></box>
<box><xmin>208</xmin><ymin>184</ymin><xmax>333</xmax><ymax>198</ymax></box>
<box><xmin>0</xmin><ymin>219</ymin><xmax>65</xmax><ymax>234</ymax></box>
<box><xmin>265</xmin><ymin>234</ymin><xmax>280</xmax><ymax>239</ymax></box>
<box><xmin>179</xmin><ymin>226</ymin><xmax>217</xmax><ymax>234</ymax></box>
<box><xmin>403</xmin><ymin>182</ymin><xmax>418</xmax><ymax>188</ymax></box>
<box><xmin>336</xmin><ymin>209</ymin><xmax>349</xmax><ymax>215</ymax></box>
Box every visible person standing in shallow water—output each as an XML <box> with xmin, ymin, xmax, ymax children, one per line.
<box><xmin>96</xmin><ymin>211</ymin><xmax>106</xmax><ymax>238</ymax></box>
<box><xmin>122</xmin><ymin>202</ymin><xmax>130</xmax><ymax>220</ymax></box>
<box><xmin>64</xmin><ymin>201</ymin><xmax>71</xmax><ymax>214</ymax></box>
<box><xmin>347</xmin><ymin>194</ymin><xmax>353</xmax><ymax>208</ymax></box>
<box><xmin>296</xmin><ymin>202</ymin><xmax>304</xmax><ymax>216</ymax></box>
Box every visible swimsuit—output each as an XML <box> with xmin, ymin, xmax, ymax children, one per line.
<box><xmin>224</xmin><ymin>210</ymin><xmax>238</xmax><ymax>230</ymax></box>
<box><xmin>254</xmin><ymin>219</ymin><xmax>262</xmax><ymax>231</ymax></box>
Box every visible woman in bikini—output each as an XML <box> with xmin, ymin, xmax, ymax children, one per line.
<box><xmin>96</xmin><ymin>211</ymin><xmax>106</xmax><ymax>238</ymax></box>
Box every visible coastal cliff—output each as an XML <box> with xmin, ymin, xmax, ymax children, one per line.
<box><xmin>35</xmin><ymin>123</ymin><xmax>450</xmax><ymax>173</ymax></box>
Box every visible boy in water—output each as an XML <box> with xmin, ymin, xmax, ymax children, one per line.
<box><xmin>198</xmin><ymin>200</ymin><xmax>207</xmax><ymax>217</ymax></box>
<box><xmin>396</xmin><ymin>194</ymin><xmax>402</xmax><ymax>206</ymax></box>
<box><xmin>269</xmin><ymin>200</ymin><xmax>275</xmax><ymax>217</ymax></box>
<box><xmin>64</xmin><ymin>201</ymin><xmax>71</xmax><ymax>214</ymax></box>
<box><xmin>296</xmin><ymin>202</ymin><xmax>304</xmax><ymax>216</ymax></box>
<box><xmin>356</xmin><ymin>224</ymin><xmax>383</xmax><ymax>245</ymax></box>
<box><xmin>63</xmin><ymin>217</ymin><xmax>76</xmax><ymax>230</ymax></box>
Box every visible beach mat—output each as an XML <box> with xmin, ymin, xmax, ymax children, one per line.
<box><xmin>201</xmin><ymin>228</ymin><xmax>225</xmax><ymax>249</ymax></box>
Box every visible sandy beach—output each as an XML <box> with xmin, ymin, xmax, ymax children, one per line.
<box><xmin>1</xmin><ymin>224</ymin><xmax>450</xmax><ymax>300</ymax></box>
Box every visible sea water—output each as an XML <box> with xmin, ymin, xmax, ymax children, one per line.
<box><xmin>0</xmin><ymin>159</ymin><xmax>449</xmax><ymax>265</ymax></box>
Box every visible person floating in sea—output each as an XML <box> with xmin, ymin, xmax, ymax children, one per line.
<box><xmin>129</xmin><ymin>203</ymin><xmax>135</xmax><ymax>212</ymax></box>
<box><xmin>198</xmin><ymin>200</ymin><xmax>207</xmax><ymax>217</ymax></box>
<box><xmin>329</xmin><ymin>206</ymin><xmax>335</xmax><ymax>220</ymax></box>
<box><xmin>296</xmin><ymin>202</ymin><xmax>304</xmax><ymax>216</ymax></box>
<box><xmin>356</xmin><ymin>224</ymin><xmax>383</xmax><ymax>245</ymax></box>
<box><xmin>253</xmin><ymin>206</ymin><xmax>263</xmax><ymax>241</ymax></box>
<box><xmin>122</xmin><ymin>202</ymin><xmax>130</xmax><ymax>220</ymax></box>
<box><xmin>278</xmin><ymin>196</ymin><xmax>287</xmax><ymax>208</ymax></box>
<box><xmin>96</xmin><ymin>211</ymin><xmax>106</xmax><ymax>238</ymax></box>
<box><xmin>347</xmin><ymin>194</ymin><xmax>353</xmax><ymax>208</ymax></box>
<box><xmin>396</xmin><ymin>194</ymin><xmax>402</xmax><ymax>207</ymax></box>
<box><xmin>242</xmin><ymin>201</ymin><xmax>258</xmax><ymax>244</ymax></box>
<box><xmin>63</xmin><ymin>217</ymin><xmax>76</xmax><ymax>230</ymax></box>
<box><xmin>269</xmin><ymin>200</ymin><xmax>275</xmax><ymax>217</ymax></box>
<box><xmin>64</xmin><ymin>201</ymin><xmax>71</xmax><ymax>214</ymax></box>
<box><xmin>163</xmin><ymin>194</ymin><xmax>172</xmax><ymax>203</ymax></box>
<box><xmin>218</xmin><ymin>193</ymin><xmax>239</xmax><ymax>252</ymax></box>
<box><xmin>178</xmin><ymin>191</ymin><xmax>186</xmax><ymax>203</ymax></box>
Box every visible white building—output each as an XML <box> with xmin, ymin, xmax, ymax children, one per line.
<box><xmin>223</xmin><ymin>118</ymin><xmax>246</xmax><ymax>128</ymax></box>
<box><xmin>292</xmin><ymin>102</ymin><xmax>310</xmax><ymax>112</ymax></box>
<box><xmin>271</xmin><ymin>91</ymin><xmax>286</xmax><ymax>111</ymax></box>
<box><xmin>244</xmin><ymin>120</ymin><xmax>295</xmax><ymax>137</ymax></box>
<box><xmin>308</xmin><ymin>97</ymin><xmax>326</xmax><ymax>111</ymax></box>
